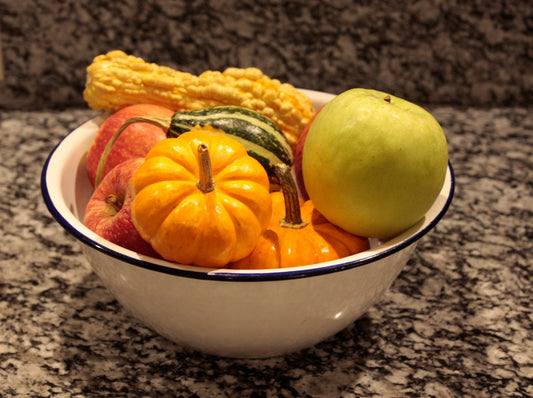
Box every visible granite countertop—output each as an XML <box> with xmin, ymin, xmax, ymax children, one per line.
<box><xmin>1</xmin><ymin>1</ymin><xmax>532</xmax><ymax>110</ymax></box>
<box><xmin>0</xmin><ymin>105</ymin><xmax>531</xmax><ymax>397</ymax></box>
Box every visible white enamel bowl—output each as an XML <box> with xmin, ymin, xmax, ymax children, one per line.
<box><xmin>41</xmin><ymin>89</ymin><xmax>454</xmax><ymax>358</ymax></box>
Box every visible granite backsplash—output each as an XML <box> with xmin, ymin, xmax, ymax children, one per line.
<box><xmin>0</xmin><ymin>0</ymin><xmax>531</xmax><ymax>111</ymax></box>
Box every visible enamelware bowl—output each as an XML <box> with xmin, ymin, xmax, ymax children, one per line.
<box><xmin>41</xmin><ymin>89</ymin><xmax>454</xmax><ymax>358</ymax></box>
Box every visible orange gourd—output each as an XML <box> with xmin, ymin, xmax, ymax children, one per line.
<box><xmin>131</xmin><ymin>129</ymin><xmax>272</xmax><ymax>267</ymax></box>
<box><xmin>231</xmin><ymin>165</ymin><xmax>370</xmax><ymax>269</ymax></box>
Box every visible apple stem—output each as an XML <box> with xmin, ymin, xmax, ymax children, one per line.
<box><xmin>384</xmin><ymin>95</ymin><xmax>391</xmax><ymax>103</ymax></box>
<box><xmin>106</xmin><ymin>194</ymin><xmax>123</xmax><ymax>213</ymax></box>
<box><xmin>275</xmin><ymin>164</ymin><xmax>308</xmax><ymax>229</ymax></box>
<box><xmin>95</xmin><ymin>116</ymin><xmax>171</xmax><ymax>187</ymax></box>
<box><xmin>196</xmin><ymin>143</ymin><xmax>215</xmax><ymax>193</ymax></box>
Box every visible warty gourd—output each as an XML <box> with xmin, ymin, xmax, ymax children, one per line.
<box><xmin>83</xmin><ymin>50</ymin><xmax>315</xmax><ymax>147</ymax></box>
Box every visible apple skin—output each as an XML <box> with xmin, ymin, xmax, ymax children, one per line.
<box><xmin>83</xmin><ymin>158</ymin><xmax>159</xmax><ymax>257</ymax></box>
<box><xmin>302</xmin><ymin>88</ymin><xmax>448</xmax><ymax>239</ymax></box>
<box><xmin>293</xmin><ymin>105</ymin><xmax>323</xmax><ymax>200</ymax></box>
<box><xmin>86</xmin><ymin>103</ymin><xmax>175</xmax><ymax>187</ymax></box>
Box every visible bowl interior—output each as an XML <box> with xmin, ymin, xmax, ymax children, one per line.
<box><xmin>41</xmin><ymin>89</ymin><xmax>455</xmax><ymax>281</ymax></box>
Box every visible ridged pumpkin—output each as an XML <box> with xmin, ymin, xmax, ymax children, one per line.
<box><xmin>130</xmin><ymin>129</ymin><xmax>272</xmax><ymax>267</ymax></box>
<box><xmin>231</xmin><ymin>165</ymin><xmax>370</xmax><ymax>269</ymax></box>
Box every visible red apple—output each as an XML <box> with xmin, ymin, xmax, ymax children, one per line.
<box><xmin>86</xmin><ymin>103</ymin><xmax>175</xmax><ymax>187</ymax></box>
<box><xmin>294</xmin><ymin>106</ymin><xmax>323</xmax><ymax>200</ymax></box>
<box><xmin>83</xmin><ymin>158</ymin><xmax>159</xmax><ymax>257</ymax></box>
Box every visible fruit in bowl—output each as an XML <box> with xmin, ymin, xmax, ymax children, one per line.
<box><xmin>83</xmin><ymin>157</ymin><xmax>160</xmax><ymax>257</ymax></box>
<box><xmin>86</xmin><ymin>103</ymin><xmax>174</xmax><ymax>187</ymax></box>
<box><xmin>41</xmin><ymin>88</ymin><xmax>454</xmax><ymax>358</ymax></box>
<box><xmin>300</xmin><ymin>88</ymin><xmax>449</xmax><ymax>239</ymax></box>
<box><xmin>130</xmin><ymin>129</ymin><xmax>273</xmax><ymax>267</ymax></box>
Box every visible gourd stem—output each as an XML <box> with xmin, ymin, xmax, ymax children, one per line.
<box><xmin>275</xmin><ymin>164</ymin><xmax>308</xmax><ymax>229</ymax></box>
<box><xmin>94</xmin><ymin>116</ymin><xmax>171</xmax><ymax>187</ymax></box>
<box><xmin>197</xmin><ymin>143</ymin><xmax>215</xmax><ymax>193</ymax></box>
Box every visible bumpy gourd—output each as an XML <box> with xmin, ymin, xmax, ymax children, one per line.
<box><xmin>131</xmin><ymin>129</ymin><xmax>272</xmax><ymax>267</ymax></box>
<box><xmin>83</xmin><ymin>50</ymin><xmax>314</xmax><ymax>147</ymax></box>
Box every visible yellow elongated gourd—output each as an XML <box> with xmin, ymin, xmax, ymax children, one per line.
<box><xmin>83</xmin><ymin>50</ymin><xmax>314</xmax><ymax>147</ymax></box>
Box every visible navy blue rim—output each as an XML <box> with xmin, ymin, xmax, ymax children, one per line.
<box><xmin>41</xmin><ymin>124</ymin><xmax>455</xmax><ymax>282</ymax></box>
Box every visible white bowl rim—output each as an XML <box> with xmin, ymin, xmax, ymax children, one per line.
<box><xmin>41</xmin><ymin>91</ymin><xmax>455</xmax><ymax>282</ymax></box>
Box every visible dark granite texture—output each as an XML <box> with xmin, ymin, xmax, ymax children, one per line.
<box><xmin>0</xmin><ymin>106</ymin><xmax>531</xmax><ymax>397</ymax></box>
<box><xmin>0</xmin><ymin>0</ymin><xmax>532</xmax><ymax>110</ymax></box>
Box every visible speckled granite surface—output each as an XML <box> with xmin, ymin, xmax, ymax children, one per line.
<box><xmin>0</xmin><ymin>105</ymin><xmax>531</xmax><ymax>397</ymax></box>
<box><xmin>0</xmin><ymin>0</ymin><xmax>532</xmax><ymax>396</ymax></box>
<box><xmin>0</xmin><ymin>0</ymin><xmax>532</xmax><ymax>110</ymax></box>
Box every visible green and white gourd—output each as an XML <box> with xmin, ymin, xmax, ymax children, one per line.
<box><xmin>167</xmin><ymin>106</ymin><xmax>293</xmax><ymax>183</ymax></box>
<box><xmin>96</xmin><ymin>106</ymin><xmax>293</xmax><ymax>187</ymax></box>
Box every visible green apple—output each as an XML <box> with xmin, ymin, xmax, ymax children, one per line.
<box><xmin>302</xmin><ymin>88</ymin><xmax>448</xmax><ymax>239</ymax></box>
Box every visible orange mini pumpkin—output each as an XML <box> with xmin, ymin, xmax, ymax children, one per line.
<box><xmin>131</xmin><ymin>129</ymin><xmax>272</xmax><ymax>267</ymax></box>
<box><xmin>231</xmin><ymin>165</ymin><xmax>370</xmax><ymax>269</ymax></box>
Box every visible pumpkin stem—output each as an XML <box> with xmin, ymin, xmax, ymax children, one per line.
<box><xmin>275</xmin><ymin>164</ymin><xmax>308</xmax><ymax>229</ymax></box>
<box><xmin>197</xmin><ymin>143</ymin><xmax>215</xmax><ymax>193</ymax></box>
<box><xmin>95</xmin><ymin>116</ymin><xmax>171</xmax><ymax>187</ymax></box>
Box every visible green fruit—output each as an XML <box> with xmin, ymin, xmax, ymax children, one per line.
<box><xmin>302</xmin><ymin>88</ymin><xmax>448</xmax><ymax>239</ymax></box>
